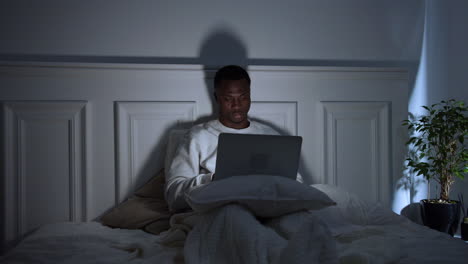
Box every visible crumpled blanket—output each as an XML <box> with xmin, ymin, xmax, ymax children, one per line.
<box><xmin>160</xmin><ymin>204</ymin><xmax>338</xmax><ymax>264</ymax></box>
<box><xmin>0</xmin><ymin>222</ymin><xmax>183</xmax><ymax>264</ymax></box>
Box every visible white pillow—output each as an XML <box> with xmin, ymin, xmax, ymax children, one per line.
<box><xmin>311</xmin><ymin>184</ymin><xmax>370</xmax><ymax>226</ymax></box>
<box><xmin>185</xmin><ymin>175</ymin><xmax>336</xmax><ymax>218</ymax></box>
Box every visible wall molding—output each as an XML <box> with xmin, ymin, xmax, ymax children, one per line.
<box><xmin>0</xmin><ymin>62</ymin><xmax>408</xmax><ymax>80</ymax></box>
<box><xmin>322</xmin><ymin>101</ymin><xmax>390</xmax><ymax>204</ymax></box>
<box><xmin>115</xmin><ymin>101</ymin><xmax>196</xmax><ymax>203</ymax></box>
<box><xmin>2</xmin><ymin>101</ymin><xmax>87</xmax><ymax>248</ymax></box>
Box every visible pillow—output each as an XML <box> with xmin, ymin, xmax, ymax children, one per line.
<box><xmin>311</xmin><ymin>184</ymin><xmax>372</xmax><ymax>226</ymax></box>
<box><xmin>134</xmin><ymin>168</ymin><xmax>166</xmax><ymax>200</ymax></box>
<box><xmin>185</xmin><ymin>175</ymin><xmax>336</xmax><ymax>218</ymax></box>
<box><xmin>100</xmin><ymin>169</ymin><xmax>171</xmax><ymax>235</ymax></box>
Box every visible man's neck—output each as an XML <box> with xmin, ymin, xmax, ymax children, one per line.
<box><xmin>218</xmin><ymin>118</ymin><xmax>250</xmax><ymax>129</ymax></box>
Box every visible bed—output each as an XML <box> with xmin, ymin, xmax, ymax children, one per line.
<box><xmin>1</xmin><ymin>62</ymin><xmax>466</xmax><ymax>263</ymax></box>
<box><xmin>1</xmin><ymin>177</ymin><xmax>467</xmax><ymax>264</ymax></box>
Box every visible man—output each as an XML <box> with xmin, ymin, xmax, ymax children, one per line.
<box><xmin>164</xmin><ymin>65</ymin><xmax>299</xmax><ymax>212</ymax></box>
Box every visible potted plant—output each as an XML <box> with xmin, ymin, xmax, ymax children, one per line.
<box><xmin>403</xmin><ymin>99</ymin><xmax>468</xmax><ymax>236</ymax></box>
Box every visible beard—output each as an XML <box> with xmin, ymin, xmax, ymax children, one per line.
<box><xmin>229</xmin><ymin>111</ymin><xmax>247</xmax><ymax>123</ymax></box>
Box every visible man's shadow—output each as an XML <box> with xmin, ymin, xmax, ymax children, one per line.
<box><xmin>195</xmin><ymin>28</ymin><xmax>249</xmax><ymax>124</ymax></box>
<box><xmin>134</xmin><ymin>28</ymin><xmax>314</xmax><ymax>201</ymax></box>
<box><xmin>196</xmin><ymin>29</ymin><xmax>313</xmax><ymax>184</ymax></box>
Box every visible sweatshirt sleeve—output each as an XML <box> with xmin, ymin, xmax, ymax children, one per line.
<box><xmin>164</xmin><ymin>131</ymin><xmax>212</xmax><ymax>212</ymax></box>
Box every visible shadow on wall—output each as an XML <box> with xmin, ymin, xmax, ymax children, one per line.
<box><xmin>132</xmin><ymin>28</ymin><xmax>318</xmax><ymax>185</ymax></box>
<box><xmin>196</xmin><ymin>28</ymin><xmax>315</xmax><ymax>184</ymax></box>
<box><xmin>196</xmin><ymin>28</ymin><xmax>249</xmax><ymax>123</ymax></box>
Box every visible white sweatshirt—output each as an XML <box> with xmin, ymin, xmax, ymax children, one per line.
<box><xmin>165</xmin><ymin>119</ymin><xmax>297</xmax><ymax>212</ymax></box>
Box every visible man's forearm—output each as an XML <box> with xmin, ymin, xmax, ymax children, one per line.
<box><xmin>165</xmin><ymin>173</ymin><xmax>212</xmax><ymax>212</ymax></box>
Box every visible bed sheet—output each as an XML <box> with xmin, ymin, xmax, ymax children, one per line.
<box><xmin>312</xmin><ymin>184</ymin><xmax>468</xmax><ymax>264</ymax></box>
<box><xmin>2</xmin><ymin>184</ymin><xmax>468</xmax><ymax>264</ymax></box>
<box><xmin>0</xmin><ymin>222</ymin><xmax>183</xmax><ymax>264</ymax></box>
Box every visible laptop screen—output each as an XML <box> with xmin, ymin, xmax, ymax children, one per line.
<box><xmin>214</xmin><ymin>133</ymin><xmax>302</xmax><ymax>180</ymax></box>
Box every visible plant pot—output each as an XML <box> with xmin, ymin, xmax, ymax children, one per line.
<box><xmin>420</xmin><ymin>199</ymin><xmax>460</xmax><ymax>236</ymax></box>
<box><xmin>462</xmin><ymin>221</ymin><xmax>468</xmax><ymax>241</ymax></box>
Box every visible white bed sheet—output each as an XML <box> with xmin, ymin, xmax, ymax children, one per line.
<box><xmin>312</xmin><ymin>184</ymin><xmax>468</xmax><ymax>264</ymax></box>
<box><xmin>2</xmin><ymin>184</ymin><xmax>467</xmax><ymax>264</ymax></box>
<box><xmin>0</xmin><ymin>222</ymin><xmax>183</xmax><ymax>264</ymax></box>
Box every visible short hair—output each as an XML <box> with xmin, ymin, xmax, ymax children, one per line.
<box><xmin>214</xmin><ymin>65</ymin><xmax>251</xmax><ymax>90</ymax></box>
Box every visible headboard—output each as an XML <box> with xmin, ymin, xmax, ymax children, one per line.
<box><xmin>0</xmin><ymin>62</ymin><xmax>408</xmax><ymax>250</ymax></box>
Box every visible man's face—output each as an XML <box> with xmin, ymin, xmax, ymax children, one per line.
<box><xmin>216</xmin><ymin>79</ymin><xmax>251</xmax><ymax>129</ymax></box>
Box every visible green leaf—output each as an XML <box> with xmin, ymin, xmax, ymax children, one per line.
<box><xmin>402</xmin><ymin>99</ymin><xmax>467</xmax><ymax>190</ymax></box>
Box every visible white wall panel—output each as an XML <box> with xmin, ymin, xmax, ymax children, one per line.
<box><xmin>2</xmin><ymin>101</ymin><xmax>87</xmax><ymax>248</ymax></box>
<box><xmin>115</xmin><ymin>101</ymin><xmax>196</xmax><ymax>203</ymax></box>
<box><xmin>250</xmin><ymin>102</ymin><xmax>297</xmax><ymax>135</ymax></box>
<box><xmin>322</xmin><ymin>102</ymin><xmax>390</xmax><ymax>204</ymax></box>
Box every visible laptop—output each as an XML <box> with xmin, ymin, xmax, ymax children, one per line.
<box><xmin>213</xmin><ymin>133</ymin><xmax>302</xmax><ymax>180</ymax></box>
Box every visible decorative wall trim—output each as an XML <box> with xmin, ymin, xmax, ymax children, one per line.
<box><xmin>115</xmin><ymin>101</ymin><xmax>196</xmax><ymax>203</ymax></box>
<box><xmin>0</xmin><ymin>62</ymin><xmax>408</xmax><ymax>80</ymax></box>
<box><xmin>322</xmin><ymin>101</ymin><xmax>390</xmax><ymax>204</ymax></box>
<box><xmin>2</xmin><ymin>101</ymin><xmax>87</xmax><ymax>247</ymax></box>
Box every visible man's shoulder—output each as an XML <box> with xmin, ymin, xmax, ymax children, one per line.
<box><xmin>249</xmin><ymin>120</ymin><xmax>281</xmax><ymax>135</ymax></box>
<box><xmin>173</xmin><ymin>122</ymin><xmax>214</xmax><ymax>150</ymax></box>
<box><xmin>187</xmin><ymin>120</ymin><xmax>219</xmax><ymax>138</ymax></box>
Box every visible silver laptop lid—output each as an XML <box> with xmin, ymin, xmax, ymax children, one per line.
<box><xmin>214</xmin><ymin>133</ymin><xmax>302</xmax><ymax>180</ymax></box>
